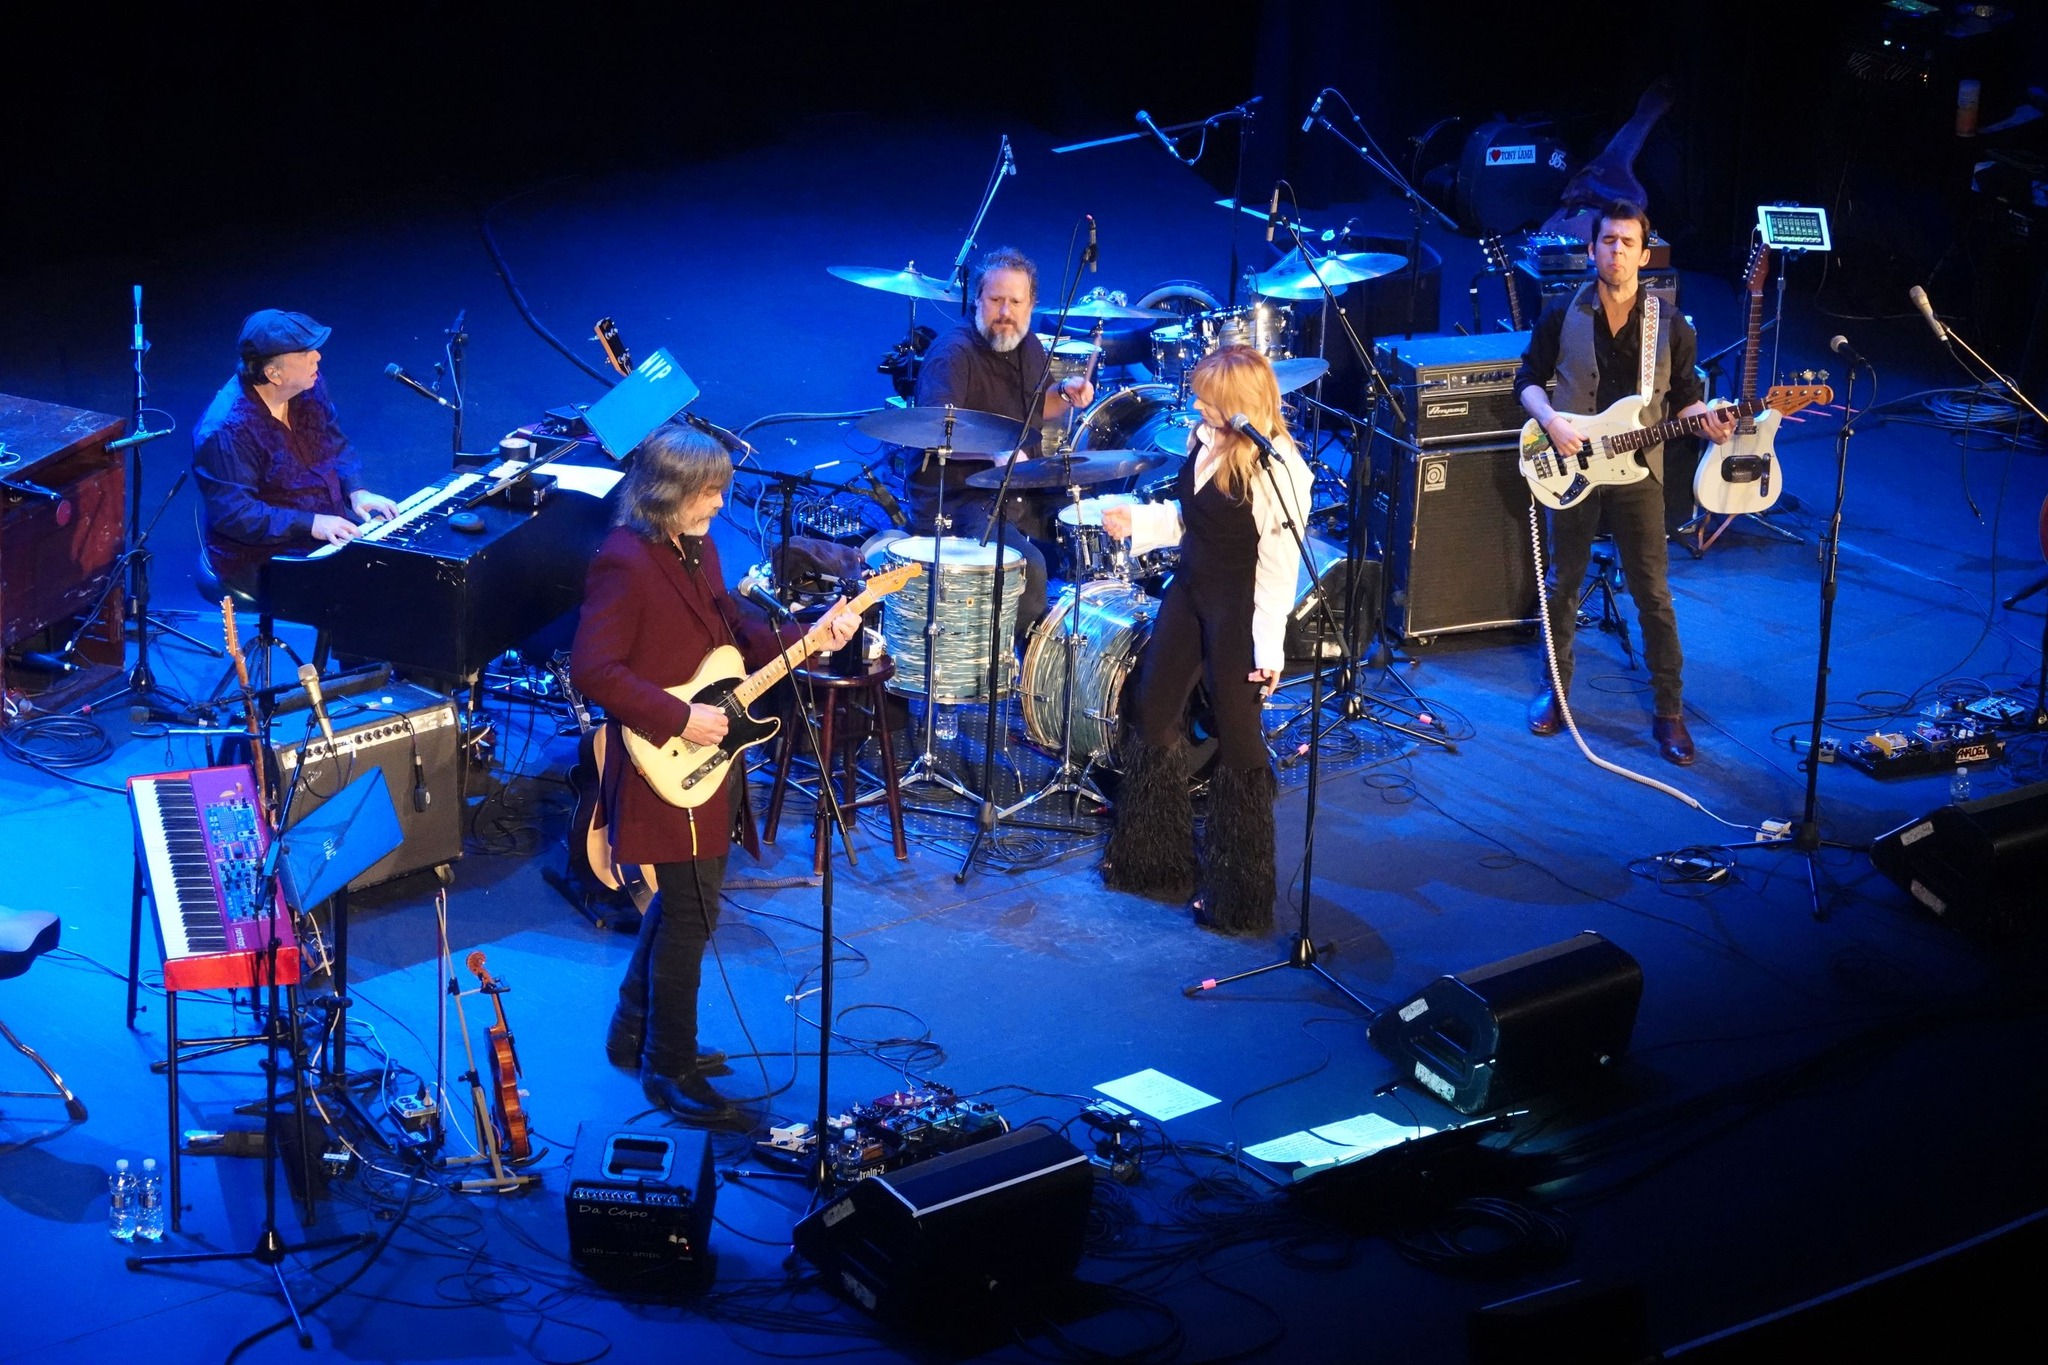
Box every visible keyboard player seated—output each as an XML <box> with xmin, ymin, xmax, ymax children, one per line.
<box><xmin>192</xmin><ymin>308</ymin><xmax>401</xmax><ymax>602</ymax></box>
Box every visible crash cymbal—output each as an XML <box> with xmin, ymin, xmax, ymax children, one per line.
<box><xmin>1035</xmin><ymin>295</ymin><xmax>1175</xmax><ymax>321</ymax></box>
<box><xmin>963</xmin><ymin>453</ymin><xmax>1164</xmax><ymax>489</ymax></box>
<box><xmin>1272</xmin><ymin>357</ymin><xmax>1331</xmax><ymax>395</ymax></box>
<box><xmin>1252</xmin><ymin>251</ymin><xmax>1407</xmax><ymax>299</ymax></box>
<box><xmin>855</xmin><ymin>405</ymin><xmax>1028</xmax><ymax>454</ymax></box>
<box><xmin>828</xmin><ymin>264</ymin><xmax>963</xmax><ymax>303</ymax></box>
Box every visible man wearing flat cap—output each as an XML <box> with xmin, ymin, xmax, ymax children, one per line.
<box><xmin>192</xmin><ymin>308</ymin><xmax>399</xmax><ymax>596</ymax></box>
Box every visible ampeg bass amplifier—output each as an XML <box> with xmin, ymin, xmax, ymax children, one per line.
<box><xmin>1376</xmin><ymin>331</ymin><xmax>1542</xmax><ymax>447</ymax></box>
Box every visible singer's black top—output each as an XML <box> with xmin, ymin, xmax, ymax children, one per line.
<box><xmin>192</xmin><ymin>374</ymin><xmax>362</xmax><ymax>592</ymax></box>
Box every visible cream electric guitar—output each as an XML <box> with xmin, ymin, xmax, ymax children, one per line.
<box><xmin>1520</xmin><ymin>384</ymin><xmax>1830</xmax><ymax>511</ymax></box>
<box><xmin>1694</xmin><ymin>242</ymin><xmax>1785</xmax><ymax>514</ymax></box>
<box><xmin>621</xmin><ymin>564</ymin><xmax>920</xmax><ymax>808</ymax></box>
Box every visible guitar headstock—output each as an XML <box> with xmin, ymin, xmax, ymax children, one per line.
<box><xmin>854</xmin><ymin>561</ymin><xmax>924</xmax><ymax>604</ymax></box>
<box><xmin>220</xmin><ymin>596</ymin><xmax>243</xmax><ymax>665</ymax></box>
<box><xmin>595</xmin><ymin>318</ymin><xmax>633</xmax><ymax>378</ymax></box>
<box><xmin>1743</xmin><ymin>237</ymin><xmax>1768</xmax><ymax>297</ymax></box>
<box><xmin>1763</xmin><ymin>383</ymin><xmax>1832</xmax><ymax>417</ymax></box>
<box><xmin>1480</xmin><ymin>235</ymin><xmax>1513</xmax><ymax>275</ymax></box>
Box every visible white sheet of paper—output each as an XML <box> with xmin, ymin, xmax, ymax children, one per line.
<box><xmin>1309</xmin><ymin>1112</ymin><xmax>1431</xmax><ymax>1153</ymax></box>
<box><xmin>1093</xmin><ymin>1069</ymin><xmax>1220</xmax><ymax>1122</ymax></box>
<box><xmin>1241</xmin><ymin>1131</ymin><xmax>1373</xmax><ymax>1167</ymax></box>
<box><xmin>488</xmin><ymin>459</ymin><xmax>623</xmax><ymax>498</ymax></box>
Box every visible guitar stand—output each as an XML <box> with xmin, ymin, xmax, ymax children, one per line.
<box><xmin>1678</xmin><ymin>506</ymin><xmax>1802</xmax><ymax>556</ymax></box>
<box><xmin>1577</xmin><ymin>549</ymin><xmax>1637</xmax><ymax>669</ymax></box>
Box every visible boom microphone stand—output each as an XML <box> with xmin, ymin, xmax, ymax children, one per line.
<box><xmin>1184</xmin><ymin>422</ymin><xmax>1369</xmax><ymax>1011</ymax></box>
<box><xmin>956</xmin><ymin>221</ymin><xmax>1100</xmax><ymax>882</ymax></box>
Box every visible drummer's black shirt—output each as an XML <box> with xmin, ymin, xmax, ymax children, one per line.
<box><xmin>903</xmin><ymin>323</ymin><xmax>1050</xmax><ymax>523</ymax></box>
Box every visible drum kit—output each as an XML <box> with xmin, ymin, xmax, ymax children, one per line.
<box><xmin>810</xmin><ymin>245</ymin><xmax>1413</xmax><ymax>793</ymax></box>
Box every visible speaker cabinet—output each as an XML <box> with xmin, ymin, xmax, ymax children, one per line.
<box><xmin>1870</xmin><ymin>780</ymin><xmax>2048</xmax><ymax>935</ymax></box>
<box><xmin>565</xmin><ymin>1123</ymin><xmax>715</xmax><ymax>1284</ymax></box>
<box><xmin>1372</xmin><ymin>432</ymin><xmax>1538</xmax><ymax>641</ymax></box>
<box><xmin>1370</xmin><ymin>932</ymin><xmax>1644</xmax><ymax>1114</ymax></box>
<box><xmin>793</xmin><ymin>1125</ymin><xmax>1092</xmax><ymax>1326</ymax></box>
<box><xmin>273</xmin><ymin>680</ymin><xmax>464</xmax><ymax>890</ymax></box>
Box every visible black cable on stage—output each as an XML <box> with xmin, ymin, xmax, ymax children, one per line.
<box><xmin>478</xmin><ymin>190</ymin><xmax>616</xmax><ymax>389</ymax></box>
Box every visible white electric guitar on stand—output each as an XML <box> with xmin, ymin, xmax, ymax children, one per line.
<box><xmin>1693</xmin><ymin>241</ymin><xmax>1788</xmax><ymax>514</ymax></box>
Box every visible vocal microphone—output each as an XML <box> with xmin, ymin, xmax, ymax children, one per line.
<box><xmin>132</xmin><ymin>283</ymin><xmax>147</xmax><ymax>353</ymax></box>
<box><xmin>1300</xmin><ymin>91</ymin><xmax>1325</xmax><ymax>134</ymax></box>
<box><xmin>1229</xmin><ymin>413</ymin><xmax>1279</xmax><ymax>459</ymax></box>
<box><xmin>1908</xmin><ymin>286</ymin><xmax>1949</xmax><ymax>342</ymax></box>
<box><xmin>1266</xmin><ymin>183</ymin><xmax>1282</xmax><ymax>243</ymax></box>
<box><xmin>1828</xmin><ymin>335</ymin><xmax>1869</xmax><ymax>369</ymax></box>
<box><xmin>1136</xmin><ymin>110</ymin><xmax>1179</xmax><ymax>157</ymax></box>
<box><xmin>385</xmin><ymin>363</ymin><xmax>458</xmax><ymax>409</ymax></box>
<box><xmin>297</xmin><ymin>663</ymin><xmax>338</xmax><ymax>750</ymax></box>
<box><xmin>107</xmin><ymin>427</ymin><xmax>170</xmax><ymax>452</ymax></box>
<box><xmin>741</xmin><ymin>580</ymin><xmax>796</xmax><ymax>621</ymax></box>
<box><xmin>862</xmin><ymin>471</ymin><xmax>907</xmax><ymax>528</ymax></box>
<box><xmin>1086</xmin><ymin>215</ymin><xmax>1098</xmax><ymax>272</ymax></box>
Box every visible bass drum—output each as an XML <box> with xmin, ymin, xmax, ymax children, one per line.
<box><xmin>1072</xmin><ymin>382</ymin><xmax>1200</xmax><ymax>460</ymax></box>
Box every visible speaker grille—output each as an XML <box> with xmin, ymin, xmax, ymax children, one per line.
<box><xmin>1375</xmin><ymin>434</ymin><xmax>1539</xmax><ymax>639</ymax></box>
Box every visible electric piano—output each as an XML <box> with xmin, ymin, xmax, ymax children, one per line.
<box><xmin>261</xmin><ymin>457</ymin><xmax>617</xmax><ymax>679</ymax></box>
<box><xmin>126</xmin><ymin>763</ymin><xmax>299</xmax><ymax>997</ymax></box>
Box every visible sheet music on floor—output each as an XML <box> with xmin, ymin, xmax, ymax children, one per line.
<box><xmin>1244</xmin><ymin>1112</ymin><xmax>1434</xmax><ymax>1176</ymax></box>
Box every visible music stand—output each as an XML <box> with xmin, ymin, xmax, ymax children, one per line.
<box><xmin>277</xmin><ymin>769</ymin><xmax>405</xmax><ymax>913</ymax></box>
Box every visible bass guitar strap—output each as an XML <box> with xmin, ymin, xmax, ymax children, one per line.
<box><xmin>1638</xmin><ymin>294</ymin><xmax>1660</xmax><ymax>405</ymax></box>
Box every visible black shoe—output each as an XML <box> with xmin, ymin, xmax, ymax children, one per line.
<box><xmin>1528</xmin><ymin>688</ymin><xmax>1565</xmax><ymax>737</ymax></box>
<box><xmin>606</xmin><ymin>1017</ymin><xmax>729</xmax><ymax>1077</ymax></box>
<box><xmin>640</xmin><ymin>1066</ymin><xmax>743</xmax><ymax>1127</ymax></box>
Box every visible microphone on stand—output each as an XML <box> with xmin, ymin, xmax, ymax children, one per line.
<box><xmin>385</xmin><ymin>363</ymin><xmax>458</xmax><ymax>409</ymax></box>
<box><xmin>1229</xmin><ymin>413</ymin><xmax>1280</xmax><ymax>460</ymax></box>
<box><xmin>1300</xmin><ymin>92</ymin><xmax>1325</xmax><ymax>134</ymax></box>
<box><xmin>1266</xmin><ymin>183</ymin><xmax>1282</xmax><ymax>243</ymax></box>
<box><xmin>741</xmin><ymin>580</ymin><xmax>796</xmax><ymax>621</ymax></box>
<box><xmin>1136</xmin><ymin>110</ymin><xmax>1180</xmax><ymax>157</ymax></box>
<box><xmin>107</xmin><ymin>428</ymin><xmax>170</xmax><ymax>452</ymax></box>
<box><xmin>1908</xmin><ymin>286</ymin><xmax>1949</xmax><ymax>342</ymax></box>
<box><xmin>18</xmin><ymin>651</ymin><xmax>80</xmax><ymax>674</ymax></box>
<box><xmin>1828</xmin><ymin>335</ymin><xmax>1870</xmax><ymax>369</ymax></box>
<box><xmin>1085</xmin><ymin>215</ymin><xmax>1098</xmax><ymax>272</ymax></box>
<box><xmin>297</xmin><ymin>663</ymin><xmax>338</xmax><ymax>750</ymax></box>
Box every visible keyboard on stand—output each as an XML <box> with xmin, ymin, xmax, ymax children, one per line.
<box><xmin>128</xmin><ymin>764</ymin><xmax>299</xmax><ymax>993</ymax></box>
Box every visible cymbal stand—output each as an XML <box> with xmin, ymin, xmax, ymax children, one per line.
<box><xmin>898</xmin><ymin>412</ymin><xmax>975</xmax><ymax>802</ymax></box>
<box><xmin>1185</xmin><ymin>433</ymin><xmax>1369</xmax><ymax>1011</ymax></box>
<box><xmin>1002</xmin><ymin>460</ymin><xmax>1110</xmax><ymax>821</ymax></box>
<box><xmin>1268</xmin><ymin>196</ymin><xmax>1451</xmax><ymax>753</ymax></box>
<box><xmin>949</xmin><ymin>136</ymin><xmax>1017</xmax><ymax>309</ymax></box>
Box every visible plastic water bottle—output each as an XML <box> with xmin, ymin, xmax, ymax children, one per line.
<box><xmin>135</xmin><ymin>1158</ymin><xmax>165</xmax><ymax>1243</ymax></box>
<box><xmin>934</xmin><ymin>703</ymin><xmax>958</xmax><ymax>741</ymax></box>
<box><xmin>1950</xmin><ymin>763</ymin><xmax>1971</xmax><ymax>805</ymax></box>
<box><xmin>108</xmin><ymin>1159</ymin><xmax>137</xmax><ymax>1241</ymax></box>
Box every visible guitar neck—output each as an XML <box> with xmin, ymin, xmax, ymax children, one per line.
<box><xmin>1609</xmin><ymin>397</ymin><xmax>1763</xmax><ymax>454</ymax></box>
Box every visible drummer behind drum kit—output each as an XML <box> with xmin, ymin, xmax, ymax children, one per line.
<box><xmin>825</xmin><ymin>246</ymin><xmax>1407</xmax><ymax>788</ymax></box>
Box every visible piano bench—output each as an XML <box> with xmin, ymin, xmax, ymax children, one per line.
<box><xmin>0</xmin><ymin>910</ymin><xmax>87</xmax><ymax>1121</ymax></box>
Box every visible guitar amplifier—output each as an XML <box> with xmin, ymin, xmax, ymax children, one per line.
<box><xmin>566</xmin><ymin>1122</ymin><xmax>716</xmax><ymax>1284</ymax></box>
<box><xmin>1514</xmin><ymin>259</ymin><xmax>1680</xmax><ymax>314</ymax></box>
<box><xmin>1376</xmin><ymin>332</ymin><xmax>1540</xmax><ymax>447</ymax></box>
<box><xmin>1371</xmin><ymin>429</ymin><xmax>1538</xmax><ymax>641</ymax></box>
<box><xmin>274</xmin><ymin>681</ymin><xmax>464</xmax><ymax>890</ymax></box>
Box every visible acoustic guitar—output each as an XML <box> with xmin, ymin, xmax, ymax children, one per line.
<box><xmin>551</xmin><ymin>654</ymin><xmax>657</xmax><ymax>911</ymax></box>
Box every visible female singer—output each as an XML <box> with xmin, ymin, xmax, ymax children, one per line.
<box><xmin>1100</xmin><ymin>346</ymin><xmax>1312</xmax><ymax>934</ymax></box>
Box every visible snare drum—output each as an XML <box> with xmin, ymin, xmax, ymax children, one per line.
<box><xmin>1019</xmin><ymin>579</ymin><xmax>1157</xmax><ymax>760</ymax></box>
<box><xmin>879</xmin><ymin>536</ymin><xmax>1024</xmax><ymax>702</ymax></box>
<box><xmin>1072</xmin><ymin>383</ymin><xmax>1201</xmax><ymax>459</ymax></box>
<box><xmin>1054</xmin><ymin>493</ymin><xmax>1142</xmax><ymax>582</ymax></box>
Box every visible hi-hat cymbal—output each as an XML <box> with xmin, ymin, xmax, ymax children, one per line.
<box><xmin>1253</xmin><ymin>251</ymin><xmax>1407</xmax><ymax>299</ymax></box>
<box><xmin>964</xmin><ymin>452</ymin><xmax>1164</xmax><ymax>489</ymax></box>
<box><xmin>1273</xmin><ymin>357</ymin><xmax>1331</xmax><ymax>395</ymax></box>
<box><xmin>855</xmin><ymin>405</ymin><xmax>1028</xmax><ymax>454</ymax></box>
<box><xmin>1035</xmin><ymin>296</ymin><xmax>1175</xmax><ymax>321</ymax></box>
<box><xmin>828</xmin><ymin>264</ymin><xmax>963</xmax><ymax>303</ymax></box>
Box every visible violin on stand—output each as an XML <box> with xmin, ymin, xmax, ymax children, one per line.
<box><xmin>441</xmin><ymin>942</ymin><xmax>540</xmax><ymax>1192</ymax></box>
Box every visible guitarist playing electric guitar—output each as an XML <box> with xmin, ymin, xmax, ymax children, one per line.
<box><xmin>570</xmin><ymin>420</ymin><xmax>861</xmax><ymax>1127</ymax></box>
<box><xmin>1516</xmin><ymin>200</ymin><xmax>1736</xmax><ymax>768</ymax></box>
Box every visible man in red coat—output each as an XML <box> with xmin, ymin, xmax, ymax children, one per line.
<box><xmin>573</xmin><ymin>422</ymin><xmax>860</xmax><ymax>1125</ymax></box>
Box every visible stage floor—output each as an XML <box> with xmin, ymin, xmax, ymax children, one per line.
<box><xmin>1</xmin><ymin>112</ymin><xmax>2045</xmax><ymax>1363</ymax></box>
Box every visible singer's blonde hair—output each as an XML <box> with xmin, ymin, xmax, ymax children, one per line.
<box><xmin>1190</xmin><ymin>346</ymin><xmax>1285</xmax><ymax>502</ymax></box>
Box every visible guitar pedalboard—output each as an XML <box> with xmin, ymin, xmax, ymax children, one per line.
<box><xmin>1841</xmin><ymin>720</ymin><xmax>2003</xmax><ymax>779</ymax></box>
